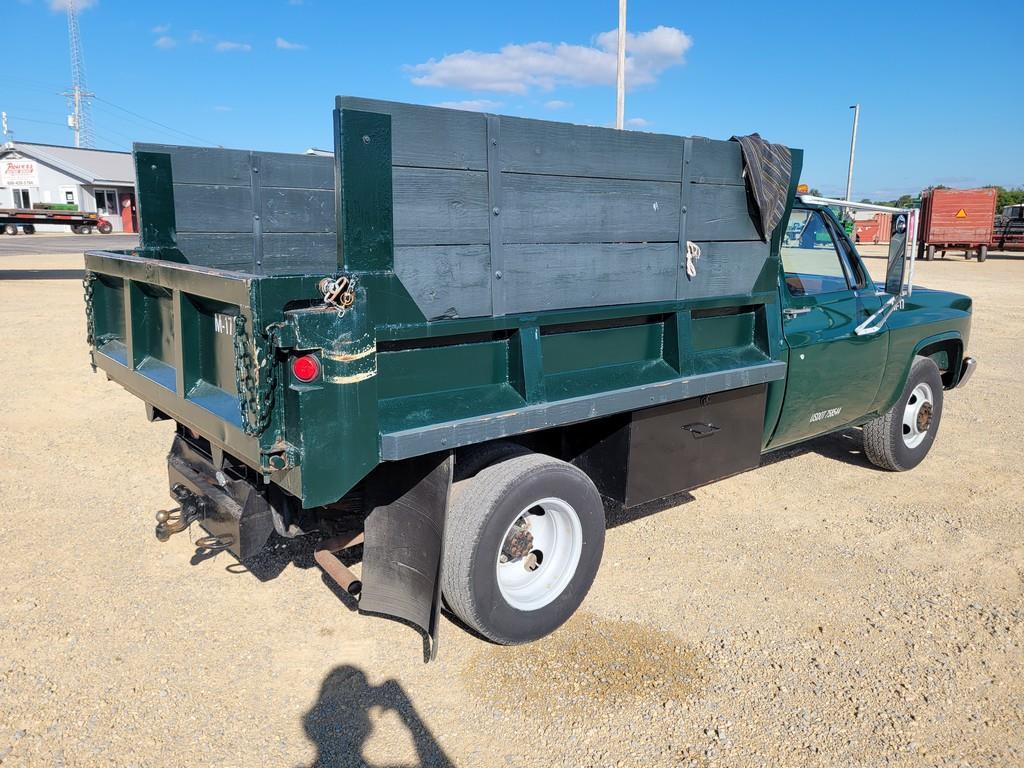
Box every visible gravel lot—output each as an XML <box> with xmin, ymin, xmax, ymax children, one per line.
<box><xmin>1</xmin><ymin>248</ymin><xmax>1021</xmax><ymax>767</ymax></box>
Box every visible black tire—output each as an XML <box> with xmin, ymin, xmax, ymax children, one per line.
<box><xmin>22</xmin><ymin>224</ymin><xmax>35</xmax><ymax>235</ymax></box>
<box><xmin>80</xmin><ymin>225</ymin><xmax>93</xmax><ymax>235</ymax></box>
<box><xmin>453</xmin><ymin>440</ymin><xmax>531</xmax><ymax>482</ymax></box>
<box><xmin>863</xmin><ymin>356</ymin><xmax>944</xmax><ymax>471</ymax></box>
<box><xmin>978</xmin><ymin>245</ymin><xmax>988</xmax><ymax>263</ymax></box>
<box><xmin>4</xmin><ymin>224</ymin><xmax>18</xmax><ymax>235</ymax></box>
<box><xmin>70</xmin><ymin>225</ymin><xmax>82</xmax><ymax>234</ymax></box>
<box><xmin>97</xmin><ymin>220</ymin><xmax>113</xmax><ymax>235</ymax></box>
<box><xmin>442</xmin><ymin>452</ymin><xmax>605</xmax><ymax>645</ymax></box>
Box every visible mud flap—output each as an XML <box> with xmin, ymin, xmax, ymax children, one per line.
<box><xmin>358</xmin><ymin>451</ymin><xmax>453</xmax><ymax>661</ymax></box>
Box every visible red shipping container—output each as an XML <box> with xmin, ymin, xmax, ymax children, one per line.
<box><xmin>918</xmin><ymin>188</ymin><xmax>997</xmax><ymax>248</ymax></box>
<box><xmin>854</xmin><ymin>212</ymin><xmax>892</xmax><ymax>244</ymax></box>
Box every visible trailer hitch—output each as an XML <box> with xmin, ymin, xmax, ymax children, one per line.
<box><xmin>154</xmin><ymin>483</ymin><xmax>208</xmax><ymax>542</ymax></box>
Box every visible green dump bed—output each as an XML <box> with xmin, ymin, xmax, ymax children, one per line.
<box><xmin>85</xmin><ymin>97</ymin><xmax>799</xmax><ymax>509</ymax></box>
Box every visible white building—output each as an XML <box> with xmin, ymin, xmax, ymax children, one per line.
<box><xmin>0</xmin><ymin>141</ymin><xmax>136</xmax><ymax>232</ymax></box>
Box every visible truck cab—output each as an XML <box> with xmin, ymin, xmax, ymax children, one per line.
<box><xmin>770</xmin><ymin>199</ymin><xmax>973</xmax><ymax>449</ymax></box>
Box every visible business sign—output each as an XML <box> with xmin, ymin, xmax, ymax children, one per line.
<box><xmin>1</xmin><ymin>159</ymin><xmax>39</xmax><ymax>188</ymax></box>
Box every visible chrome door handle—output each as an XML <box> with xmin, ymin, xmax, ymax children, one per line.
<box><xmin>783</xmin><ymin>307</ymin><xmax>811</xmax><ymax>318</ymax></box>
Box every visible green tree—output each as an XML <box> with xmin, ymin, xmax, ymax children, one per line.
<box><xmin>994</xmin><ymin>186</ymin><xmax>1024</xmax><ymax>210</ymax></box>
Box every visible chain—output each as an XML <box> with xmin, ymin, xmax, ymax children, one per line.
<box><xmin>232</xmin><ymin>313</ymin><xmax>277</xmax><ymax>436</ymax></box>
<box><xmin>83</xmin><ymin>272</ymin><xmax>97</xmax><ymax>347</ymax></box>
<box><xmin>319</xmin><ymin>276</ymin><xmax>355</xmax><ymax>316</ymax></box>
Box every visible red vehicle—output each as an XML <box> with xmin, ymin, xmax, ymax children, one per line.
<box><xmin>918</xmin><ymin>187</ymin><xmax>997</xmax><ymax>261</ymax></box>
<box><xmin>0</xmin><ymin>207</ymin><xmax>114</xmax><ymax>235</ymax></box>
<box><xmin>854</xmin><ymin>212</ymin><xmax>892</xmax><ymax>244</ymax></box>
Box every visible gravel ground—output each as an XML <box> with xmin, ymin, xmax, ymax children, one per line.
<box><xmin>1</xmin><ymin>248</ymin><xmax>1022</xmax><ymax>767</ymax></box>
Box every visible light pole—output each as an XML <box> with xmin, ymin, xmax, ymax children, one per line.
<box><xmin>615</xmin><ymin>0</ymin><xmax>626</xmax><ymax>129</ymax></box>
<box><xmin>845</xmin><ymin>104</ymin><xmax>860</xmax><ymax>203</ymax></box>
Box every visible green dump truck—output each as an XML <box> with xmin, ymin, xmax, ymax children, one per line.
<box><xmin>84</xmin><ymin>98</ymin><xmax>975</xmax><ymax>657</ymax></box>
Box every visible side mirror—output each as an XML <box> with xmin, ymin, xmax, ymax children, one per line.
<box><xmin>885</xmin><ymin>213</ymin><xmax>909</xmax><ymax>295</ymax></box>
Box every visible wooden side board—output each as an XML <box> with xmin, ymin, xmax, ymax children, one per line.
<box><xmin>135</xmin><ymin>101</ymin><xmax>779</xmax><ymax>316</ymax></box>
<box><xmin>337</xmin><ymin>97</ymin><xmax>773</xmax><ymax>319</ymax></box>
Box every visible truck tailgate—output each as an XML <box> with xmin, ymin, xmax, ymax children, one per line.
<box><xmin>84</xmin><ymin>249</ymin><xmax>324</xmax><ymax>491</ymax></box>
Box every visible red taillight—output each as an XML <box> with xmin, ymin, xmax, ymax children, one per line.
<box><xmin>291</xmin><ymin>354</ymin><xmax>320</xmax><ymax>383</ymax></box>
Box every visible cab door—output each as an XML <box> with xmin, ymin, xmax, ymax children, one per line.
<box><xmin>769</xmin><ymin>207</ymin><xmax>888</xmax><ymax>447</ymax></box>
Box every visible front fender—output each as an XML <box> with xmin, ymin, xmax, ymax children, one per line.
<box><xmin>874</xmin><ymin>330</ymin><xmax>965</xmax><ymax>416</ymax></box>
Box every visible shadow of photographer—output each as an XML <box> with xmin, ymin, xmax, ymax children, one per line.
<box><xmin>300</xmin><ymin>665</ymin><xmax>452</xmax><ymax>768</ymax></box>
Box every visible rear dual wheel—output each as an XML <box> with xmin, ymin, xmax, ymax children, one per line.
<box><xmin>443</xmin><ymin>448</ymin><xmax>605</xmax><ymax>645</ymax></box>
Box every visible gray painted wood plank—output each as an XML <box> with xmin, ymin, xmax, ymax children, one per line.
<box><xmin>173</xmin><ymin>184</ymin><xmax>253</xmax><ymax>233</ymax></box>
<box><xmin>135</xmin><ymin>144</ymin><xmax>252</xmax><ymax>187</ymax></box>
<box><xmin>392</xmin><ymin>167</ymin><xmax>490</xmax><ymax>246</ymax></box>
<box><xmin>503</xmin><ymin>242</ymin><xmax>677</xmax><ymax>313</ymax></box>
<box><xmin>262</xmin><ymin>233</ymin><xmax>338</xmax><ymax>274</ymax></box>
<box><xmin>261</xmin><ymin>188</ymin><xmax>335</xmax><ymax>233</ymax></box>
<box><xmin>499</xmin><ymin>116</ymin><xmax>683</xmax><ymax>181</ymax></box>
<box><xmin>395</xmin><ymin>245</ymin><xmax>492</xmax><ymax>319</ymax></box>
<box><xmin>259</xmin><ymin>152</ymin><xmax>334</xmax><ymax>189</ymax></box>
<box><xmin>677</xmin><ymin>241</ymin><xmax>770</xmax><ymax>299</ymax></box>
<box><xmin>501</xmin><ymin>174</ymin><xmax>680</xmax><ymax>244</ymax></box>
<box><xmin>175</xmin><ymin>233</ymin><xmax>252</xmax><ymax>264</ymax></box>
<box><xmin>339</xmin><ymin>96</ymin><xmax>487</xmax><ymax>171</ymax></box>
<box><xmin>687</xmin><ymin>183</ymin><xmax>761</xmax><ymax>241</ymax></box>
<box><xmin>689</xmin><ymin>138</ymin><xmax>745</xmax><ymax>185</ymax></box>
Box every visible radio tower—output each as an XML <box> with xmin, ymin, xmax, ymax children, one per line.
<box><xmin>63</xmin><ymin>0</ymin><xmax>94</xmax><ymax>148</ymax></box>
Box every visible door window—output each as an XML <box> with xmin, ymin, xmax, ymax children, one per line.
<box><xmin>13</xmin><ymin>189</ymin><xmax>30</xmax><ymax>208</ymax></box>
<box><xmin>781</xmin><ymin>209</ymin><xmax>850</xmax><ymax>297</ymax></box>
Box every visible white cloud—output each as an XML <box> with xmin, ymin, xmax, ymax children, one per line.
<box><xmin>626</xmin><ymin>117</ymin><xmax>650</xmax><ymax>128</ymax></box>
<box><xmin>275</xmin><ymin>37</ymin><xmax>307</xmax><ymax>50</ymax></box>
<box><xmin>433</xmin><ymin>99</ymin><xmax>502</xmax><ymax>112</ymax></box>
<box><xmin>154</xmin><ymin>35</ymin><xmax>176</xmax><ymax>49</ymax></box>
<box><xmin>215</xmin><ymin>41</ymin><xmax>252</xmax><ymax>52</ymax></box>
<box><xmin>48</xmin><ymin>0</ymin><xmax>97</xmax><ymax>10</ymax></box>
<box><xmin>152</xmin><ymin>24</ymin><xmax>170</xmax><ymax>34</ymax></box>
<box><xmin>189</xmin><ymin>31</ymin><xmax>206</xmax><ymax>44</ymax></box>
<box><xmin>544</xmin><ymin>99</ymin><xmax>572</xmax><ymax>110</ymax></box>
<box><xmin>408</xmin><ymin>25</ymin><xmax>692</xmax><ymax>94</ymax></box>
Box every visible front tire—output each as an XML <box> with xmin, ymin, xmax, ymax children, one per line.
<box><xmin>442</xmin><ymin>452</ymin><xmax>605</xmax><ymax>645</ymax></box>
<box><xmin>863</xmin><ymin>356</ymin><xmax>944</xmax><ymax>471</ymax></box>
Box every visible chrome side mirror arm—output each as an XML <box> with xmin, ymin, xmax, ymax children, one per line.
<box><xmin>855</xmin><ymin>295</ymin><xmax>903</xmax><ymax>336</ymax></box>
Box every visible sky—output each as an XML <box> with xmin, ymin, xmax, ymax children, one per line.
<box><xmin>4</xmin><ymin>0</ymin><xmax>1022</xmax><ymax>200</ymax></box>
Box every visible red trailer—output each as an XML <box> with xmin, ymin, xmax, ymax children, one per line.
<box><xmin>854</xmin><ymin>212</ymin><xmax>892</xmax><ymax>245</ymax></box>
<box><xmin>918</xmin><ymin>187</ymin><xmax>997</xmax><ymax>262</ymax></box>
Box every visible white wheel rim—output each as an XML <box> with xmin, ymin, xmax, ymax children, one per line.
<box><xmin>495</xmin><ymin>497</ymin><xmax>583</xmax><ymax>611</ymax></box>
<box><xmin>902</xmin><ymin>381</ymin><xmax>934</xmax><ymax>449</ymax></box>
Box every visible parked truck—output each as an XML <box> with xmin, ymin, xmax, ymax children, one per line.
<box><xmin>993</xmin><ymin>203</ymin><xmax>1024</xmax><ymax>252</ymax></box>
<box><xmin>918</xmin><ymin>187</ymin><xmax>997</xmax><ymax>261</ymax></box>
<box><xmin>83</xmin><ymin>98</ymin><xmax>976</xmax><ymax>657</ymax></box>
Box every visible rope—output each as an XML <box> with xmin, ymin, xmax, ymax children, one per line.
<box><xmin>685</xmin><ymin>241</ymin><xmax>701</xmax><ymax>278</ymax></box>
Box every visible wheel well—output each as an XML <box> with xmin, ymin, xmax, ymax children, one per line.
<box><xmin>917</xmin><ymin>338</ymin><xmax>963</xmax><ymax>388</ymax></box>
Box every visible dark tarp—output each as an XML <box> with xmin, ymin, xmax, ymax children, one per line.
<box><xmin>731</xmin><ymin>134</ymin><xmax>792</xmax><ymax>241</ymax></box>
